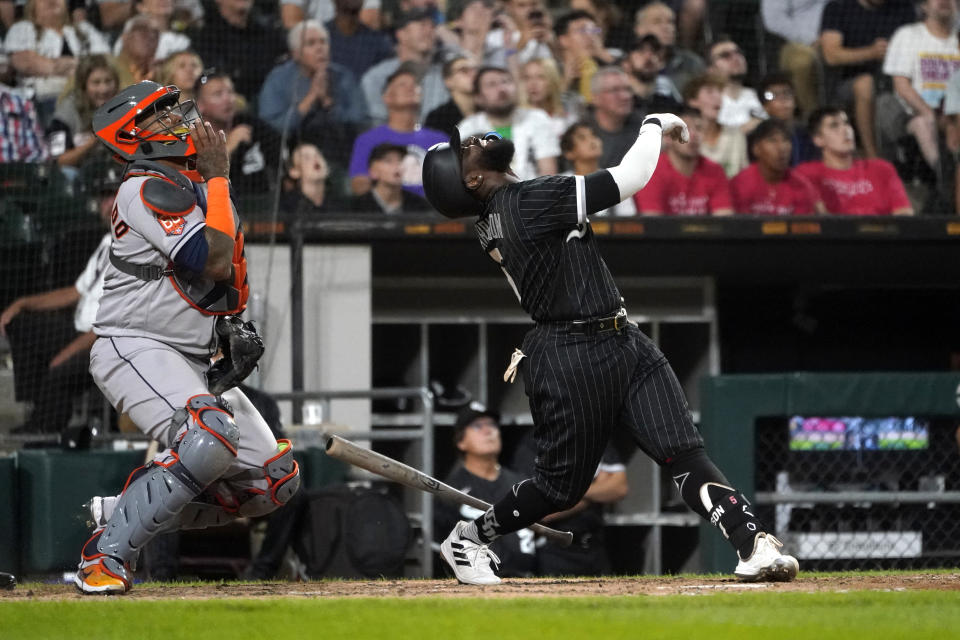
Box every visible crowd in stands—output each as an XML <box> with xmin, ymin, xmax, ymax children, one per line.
<box><xmin>4</xmin><ymin>0</ymin><xmax>960</xmax><ymax>216</ymax></box>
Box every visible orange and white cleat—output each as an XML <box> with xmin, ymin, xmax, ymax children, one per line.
<box><xmin>74</xmin><ymin>529</ymin><xmax>131</xmax><ymax>595</ymax></box>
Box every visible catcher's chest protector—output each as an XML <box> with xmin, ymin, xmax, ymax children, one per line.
<box><xmin>114</xmin><ymin>160</ymin><xmax>249</xmax><ymax>316</ymax></box>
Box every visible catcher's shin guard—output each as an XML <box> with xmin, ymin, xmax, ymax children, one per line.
<box><xmin>94</xmin><ymin>395</ymin><xmax>239</xmax><ymax>564</ymax></box>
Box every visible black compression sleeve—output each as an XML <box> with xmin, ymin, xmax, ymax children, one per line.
<box><xmin>584</xmin><ymin>169</ymin><xmax>622</xmax><ymax>215</ymax></box>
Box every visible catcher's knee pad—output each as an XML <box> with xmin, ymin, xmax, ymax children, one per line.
<box><xmin>237</xmin><ymin>439</ymin><xmax>301</xmax><ymax>518</ymax></box>
<box><xmin>96</xmin><ymin>395</ymin><xmax>239</xmax><ymax>563</ymax></box>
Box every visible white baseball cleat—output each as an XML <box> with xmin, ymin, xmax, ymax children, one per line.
<box><xmin>440</xmin><ymin>521</ymin><xmax>502</xmax><ymax>586</ymax></box>
<box><xmin>735</xmin><ymin>533</ymin><xmax>799</xmax><ymax>582</ymax></box>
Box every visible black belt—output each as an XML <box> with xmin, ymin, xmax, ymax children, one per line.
<box><xmin>564</xmin><ymin>308</ymin><xmax>628</xmax><ymax>335</ymax></box>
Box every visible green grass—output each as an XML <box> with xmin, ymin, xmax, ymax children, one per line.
<box><xmin>4</xmin><ymin>591</ymin><xmax>960</xmax><ymax>640</ymax></box>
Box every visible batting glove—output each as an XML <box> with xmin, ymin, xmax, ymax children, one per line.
<box><xmin>643</xmin><ymin>113</ymin><xmax>690</xmax><ymax>144</ymax></box>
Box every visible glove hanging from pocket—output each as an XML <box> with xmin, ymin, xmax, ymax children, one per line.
<box><xmin>503</xmin><ymin>348</ymin><xmax>526</xmax><ymax>383</ymax></box>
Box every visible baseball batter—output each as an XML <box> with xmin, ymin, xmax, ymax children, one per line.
<box><xmin>423</xmin><ymin>119</ymin><xmax>799</xmax><ymax>585</ymax></box>
<box><xmin>73</xmin><ymin>81</ymin><xmax>301</xmax><ymax>594</ymax></box>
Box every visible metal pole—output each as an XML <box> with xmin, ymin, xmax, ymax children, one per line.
<box><xmin>289</xmin><ymin>226</ymin><xmax>304</xmax><ymax>423</ymax></box>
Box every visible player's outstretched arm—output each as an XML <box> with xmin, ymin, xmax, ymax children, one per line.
<box><xmin>581</xmin><ymin>114</ymin><xmax>688</xmax><ymax>214</ymax></box>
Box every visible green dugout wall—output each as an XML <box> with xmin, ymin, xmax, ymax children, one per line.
<box><xmin>699</xmin><ymin>372</ymin><xmax>960</xmax><ymax>573</ymax></box>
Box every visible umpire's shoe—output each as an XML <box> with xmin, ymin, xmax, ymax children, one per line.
<box><xmin>440</xmin><ymin>521</ymin><xmax>502</xmax><ymax>586</ymax></box>
<box><xmin>74</xmin><ymin>529</ymin><xmax>131</xmax><ymax>595</ymax></box>
<box><xmin>734</xmin><ymin>533</ymin><xmax>799</xmax><ymax>582</ymax></box>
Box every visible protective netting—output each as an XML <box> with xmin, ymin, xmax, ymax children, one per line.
<box><xmin>754</xmin><ymin>416</ymin><xmax>960</xmax><ymax>571</ymax></box>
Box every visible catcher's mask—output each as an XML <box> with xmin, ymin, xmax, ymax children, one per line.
<box><xmin>94</xmin><ymin>81</ymin><xmax>203</xmax><ymax>178</ymax></box>
<box><xmin>421</xmin><ymin>128</ymin><xmax>493</xmax><ymax>219</ymax></box>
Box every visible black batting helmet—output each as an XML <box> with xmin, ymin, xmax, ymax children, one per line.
<box><xmin>422</xmin><ymin>128</ymin><xmax>485</xmax><ymax>218</ymax></box>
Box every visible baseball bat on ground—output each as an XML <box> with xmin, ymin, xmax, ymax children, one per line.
<box><xmin>325</xmin><ymin>435</ymin><xmax>574</xmax><ymax>547</ymax></box>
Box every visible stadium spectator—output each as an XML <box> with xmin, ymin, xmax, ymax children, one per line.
<box><xmin>879</xmin><ymin>0</ymin><xmax>960</xmax><ymax>174</ymax></box>
<box><xmin>585</xmin><ymin>66</ymin><xmax>644</xmax><ymax>168</ymax></box>
<box><xmin>281</xmin><ymin>0</ymin><xmax>380</xmax><ymax>31</ymax></box>
<box><xmin>433</xmin><ymin>404</ymin><xmax>538</xmax><ymax>578</ymax></box>
<box><xmin>156</xmin><ymin>49</ymin><xmax>201</xmax><ymax>103</ymax></box>
<box><xmin>560</xmin><ymin>121</ymin><xmax>636</xmax><ymax>216</ymax></box>
<box><xmin>483</xmin><ymin>0</ymin><xmax>553</xmax><ymax>69</ymax></box>
<box><xmin>759</xmin><ymin>72</ymin><xmax>818</xmax><ymax>166</ymax></box>
<box><xmin>818</xmin><ymin>0</ymin><xmax>915</xmax><ymax>159</ymax></box>
<box><xmin>684</xmin><ymin>73</ymin><xmax>748</xmax><ymax>178</ymax></box>
<box><xmin>760</xmin><ymin>0</ymin><xmax>828</xmax><ymax>117</ymax></box>
<box><xmin>190</xmin><ymin>0</ymin><xmax>286</xmax><ymax>103</ymax></box>
<box><xmin>110</xmin><ymin>15</ymin><xmax>159</xmax><ymax>87</ymax></box>
<box><xmin>195</xmin><ymin>70</ymin><xmax>280</xmax><ymax>194</ymax></box>
<box><xmin>281</xmin><ymin>142</ymin><xmax>343</xmax><ymax>216</ymax></box>
<box><xmin>448</xmin><ymin>0</ymin><xmax>496</xmax><ymax>65</ymax></box>
<box><xmin>326</xmin><ymin>0</ymin><xmax>392</xmax><ymax>81</ymax></box>
<box><xmin>259</xmin><ymin>20</ymin><xmax>366</xmax><ymax>167</ymax></box>
<box><xmin>571</xmin><ymin>0</ymin><xmax>631</xmax><ymax>53</ymax></box>
<box><xmin>554</xmin><ymin>9</ymin><xmax>613</xmax><ymax>103</ymax></box>
<box><xmin>731</xmin><ymin>118</ymin><xmax>822</xmax><ymax>215</ymax></box>
<box><xmin>425</xmin><ymin>53</ymin><xmax>477</xmax><ymax>137</ymax></box>
<box><xmin>349</xmin><ymin>64</ymin><xmax>445</xmax><ymax>196</ymax></box>
<box><xmin>457</xmin><ymin>65</ymin><xmax>559</xmax><ymax>180</ymax></box>
<box><xmin>795</xmin><ymin>106</ymin><xmax>913</xmax><ymax>215</ymax></box>
<box><xmin>706</xmin><ymin>36</ymin><xmax>763</xmax><ymax>132</ymax></box>
<box><xmin>4</xmin><ymin>0</ymin><xmax>109</xmax><ymax>119</ymax></box>
<box><xmin>0</xmin><ymin>82</ymin><xmax>48</xmax><ymax>161</ymax></box>
<box><xmin>622</xmin><ymin>34</ymin><xmax>681</xmax><ymax>115</ymax></box>
<box><xmin>46</xmin><ymin>54</ymin><xmax>118</xmax><ymax>169</ymax></box>
<box><xmin>112</xmin><ymin>0</ymin><xmax>190</xmax><ymax>61</ymax></box>
<box><xmin>633</xmin><ymin>1</ymin><xmax>703</xmax><ymax>96</ymax></box>
<box><xmin>942</xmin><ymin>69</ymin><xmax>960</xmax><ymax>213</ymax></box>
<box><xmin>633</xmin><ymin>106</ymin><xmax>733</xmax><ymax>216</ymax></box>
<box><xmin>519</xmin><ymin>57</ymin><xmax>585</xmax><ymax>142</ymax></box>
<box><xmin>0</xmin><ymin>169</ymin><xmax>116</xmax><ymax>434</ymax></box>
<box><xmin>352</xmin><ymin>142</ymin><xmax>430</xmax><ymax>213</ymax></box>
<box><xmin>360</xmin><ymin>8</ymin><xmax>449</xmax><ymax>126</ymax></box>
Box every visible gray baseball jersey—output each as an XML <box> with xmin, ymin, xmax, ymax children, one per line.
<box><xmin>94</xmin><ymin>174</ymin><xmax>216</xmax><ymax>356</ymax></box>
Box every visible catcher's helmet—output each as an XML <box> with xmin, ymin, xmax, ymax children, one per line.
<box><xmin>422</xmin><ymin>128</ymin><xmax>485</xmax><ymax>218</ymax></box>
<box><xmin>93</xmin><ymin>81</ymin><xmax>201</xmax><ymax>165</ymax></box>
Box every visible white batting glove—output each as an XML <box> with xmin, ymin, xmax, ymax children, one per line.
<box><xmin>643</xmin><ymin>113</ymin><xmax>689</xmax><ymax>144</ymax></box>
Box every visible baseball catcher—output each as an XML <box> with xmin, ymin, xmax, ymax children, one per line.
<box><xmin>73</xmin><ymin>81</ymin><xmax>300</xmax><ymax>594</ymax></box>
<box><xmin>423</xmin><ymin>120</ymin><xmax>799</xmax><ymax>585</ymax></box>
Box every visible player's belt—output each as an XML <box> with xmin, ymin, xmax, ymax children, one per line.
<box><xmin>566</xmin><ymin>308</ymin><xmax>628</xmax><ymax>336</ymax></box>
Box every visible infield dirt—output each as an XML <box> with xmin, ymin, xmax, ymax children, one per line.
<box><xmin>3</xmin><ymin>572</ymin><xmax>958</xmax><ymax>600</ymax></box>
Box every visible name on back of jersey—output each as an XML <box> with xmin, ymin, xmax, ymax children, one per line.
<box><xmin>476</xmin><ymin>211</ymin><xmax>503</xmax><ymax>252</ymax></box>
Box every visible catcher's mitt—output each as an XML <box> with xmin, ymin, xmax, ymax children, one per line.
<box><xmin>207</xmin><ymin>315</ymin><xmax>264</xmax><ymax>395</ymax></box>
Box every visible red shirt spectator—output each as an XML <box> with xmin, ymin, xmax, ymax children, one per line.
<box><xmin>798</xmin><ymin>106</ymin><xmax>912</xmax><ymax>215</ymax></box>
<box><xmin>634</xmin><ymin>152</ymin><xmax>732</xmax><ymax>216</ymax></box>
<box><xmin>794</xmin><ymin>158</ymin><xmax>910</xmax><ymax>216</ymax></box>
<box><xmin>732</xmin><ymin>164</ymin><xmax>819</xmax><ymax>215</ymax></box>
<box><xmin>634</xmin><ymin>107</ymin><xmax>733</xmax><ymax>216</ymax></box>
<box><xmin>732</xmin><ymin>118</ymin><xmax>821</xmax><ymax>215</ymax></box>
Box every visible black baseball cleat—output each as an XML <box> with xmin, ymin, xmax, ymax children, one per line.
<box><xmin>734</xmin><ymin>533</ymin><xmax>799</xmax><ymax>582</ymax></box>
<box><xmin>0</xmin><ymin>571</ymin><xmax>16</xmax><ymax>590</ymax></box>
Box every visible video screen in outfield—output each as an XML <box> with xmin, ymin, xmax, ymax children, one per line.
<box><xmin>788</xmin><ymin>416</ymin><xmax>930</xmax><ymax>451</ymax></box>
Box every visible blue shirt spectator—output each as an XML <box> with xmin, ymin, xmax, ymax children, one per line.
<box><xmin>325</xmin><ymin>0</ymin><xmax>393</xmax><ymax>81</ymax></box>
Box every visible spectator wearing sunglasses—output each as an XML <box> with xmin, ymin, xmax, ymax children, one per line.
<box><xmin>707</xmin><ymin>36</ymin><xmax>764</xmax><ymax>132</ymax></box>
<box><xmin>758</xmin><ymin>72</ymin><xmax>817</xmax><ymax>166</ymax></box>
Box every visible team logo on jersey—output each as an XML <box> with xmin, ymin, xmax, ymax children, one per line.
<box><xmin>157</xmin><ymin>215</ymin><xmax>186</xmax><ymax>236</ymax></box>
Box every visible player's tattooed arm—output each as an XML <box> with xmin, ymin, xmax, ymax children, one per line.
<box><xmin>191</xmin><ymin>121</ymin><xmax>236</xmax><ymax>282</ymax></box>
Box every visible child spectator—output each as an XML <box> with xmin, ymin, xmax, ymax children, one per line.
<box><xmin>731</xmin><ymin>118</ymin><xmax>822</xmax><ymax>216</ymax></box>
<box><xmin>352</xmin><ymin>143</ymin><xmax>430</xmax><ymax>214</ymax></box>
<box><xmin>281</xmin><ymin>142</ymin><xmax>341</xmax><ymax>216</ymax></box>
<box><xmin>47</xmin><ymin>54</ymin><xmax>118</xmax><ymax>169</ymax></box>
<box><xmin>633</xmin><ymin>106</ymin><xmax>733</xmax><ymax>216</ymax></box>
<box><xmin>795</xmin><ymin>106</ymin><xmax>913</xmax><ymax>215</ymax></box>
<box><xmin>156</xmin><ymin>49</ymin><xmax>202</xmax><ymax>103</ymax></box>
<box><xmin>560</xmin><ymin>121</ymin><xmax>636</xmax><ymax>216</ymax></box>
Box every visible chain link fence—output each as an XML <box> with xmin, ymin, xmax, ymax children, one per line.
<box><xmin>754</xmin><ymin>415</ymin><xmax>960</xmax><ymax>570</ymax></box>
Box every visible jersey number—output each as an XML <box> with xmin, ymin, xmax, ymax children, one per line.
<box><xmin>110</xmin><ymin>203</ymin><xmax>129</xmax><ymax>239</ymax></box>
